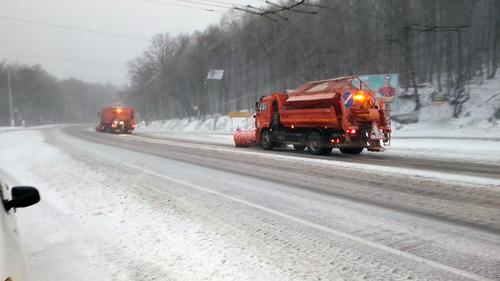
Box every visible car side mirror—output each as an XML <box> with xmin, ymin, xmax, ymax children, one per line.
<box><xmin>3</xmin><ymin>186</ymin><xmax>40</xmax><ymax>211</ymax></box>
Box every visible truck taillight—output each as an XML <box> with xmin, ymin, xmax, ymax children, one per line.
<box><xmin>346</xmin><ymin>129</ymin><xmax>357</xmax><ymax>134</ymax></box>
<box><xmin>331</xmin><ymin>138</ymin><xmax>341</xmax><ymax>144</ymax></box>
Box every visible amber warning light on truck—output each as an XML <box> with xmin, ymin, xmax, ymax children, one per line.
<box><xmin>353</xmin><ymin>91</ymin><xmax>366</xmax><ymax>101</ymax></box>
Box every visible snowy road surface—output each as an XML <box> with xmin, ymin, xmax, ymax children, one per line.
<box><xmin>1</xmin><ymin>125</ymin><xmax>499</xmax><ymax>281</ymax></box>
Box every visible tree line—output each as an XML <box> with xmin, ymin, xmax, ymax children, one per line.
<box><xmin>0</xmin><ymin>62</ymin><xmax>118</xmax><ymax>126</ymax></box>
<box><xmin>124</xmin><ymin>0</ymin><xmax>500</xmax><ymax>120</ymax></box>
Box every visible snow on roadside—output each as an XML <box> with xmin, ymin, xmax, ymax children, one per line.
<box><xmin>0</xmin><ymin>130</ymin><xmax>288</xmax><ymax>281</ymax></box>
<box><xmin>138</xmin><ymin>115</ymin><xmax>254</xmax><ymax>135</ymax></box>
<box><xmin>392</xmin><ymin>74</ymin><xmax>500</xmax><ymax>138</ymax></box>
<box><xmin>385</xmin><ymin>138</ymin><xmax>500</xmax><ymax>165</ymax></box>
<box><xmin>0</xmin><ymin>124</ymin><xmax>69</xmax><ymax>132</ymax></box>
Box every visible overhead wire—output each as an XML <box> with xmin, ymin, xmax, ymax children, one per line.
<box><xmin>161</xmin><ymin>0</ymin><xmax>232</xmax><ymax>9</ymax></box>
<box><xmin>0</xmin><ymin>15</ymin><xmax>150</xmax><ymax>41</ymax></box>
<box><xmin>142</xmin><ymin>0</ymin><xmax>226</xmax><ymax>12</ymax></box>
<box><xmin>0</xmin><ymin>0</ymin><xmax>268</xmax><ymax>68</ymax></box>
<box><xmin>0</xmin><ymin>0</ymin><xmax>316</xmax><ymax>76</ymax></box>
<box><xmin>0</xmin><ymin>53</ymin><xmax>126</xmax><ymax>65</ymax></box>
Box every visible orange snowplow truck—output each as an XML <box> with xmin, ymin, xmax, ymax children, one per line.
<box><xmin>234</xmin><ymin>76</ymin><xmax>391</xmax><ymax>155</ymax></box>
<box><xmin>96</xmin><ymin>106</ymin><xmax>137</xmax><ymax>134</ymax></box>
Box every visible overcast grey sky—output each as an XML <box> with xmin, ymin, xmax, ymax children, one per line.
<box><xmin>0</xmin><ymin>0</ymin><xmax>265</xmax><ymax>85</ymax></box>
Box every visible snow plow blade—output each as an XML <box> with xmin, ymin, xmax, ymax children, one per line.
<box><xmin>233</xmin><ymin>128</ymin><xmax>257</xmax><ymax>147</ymax></box>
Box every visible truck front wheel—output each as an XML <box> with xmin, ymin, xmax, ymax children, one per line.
<box><xmin>260</xmin><ymin>130</ymin><xmax>274</xmax><ymax>150</ymax></box>
<box><xmin>340</xmin><ymin>147</ymin><xmax>364</xmax><ymax>155</ymax></box>
<box><xmin>307</xmin><ymin>132</ymin><xmax>327</xmax><ymax>155</ymax></box>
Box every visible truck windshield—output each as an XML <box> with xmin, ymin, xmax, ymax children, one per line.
<box><xmin>258</xmin><ymin>102</ymin><xmax>268</xmax><ymax>111</ymax></box>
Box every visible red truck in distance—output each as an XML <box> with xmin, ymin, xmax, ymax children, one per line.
<box><xmin>234</xmin><ymin>76</ymin><xmax>391</xmax><ymax>155</ymax></box>
<box><xmin>96</xmin><ymin>106</ymin><xmax>136</xmax><ymax>134</ymax></box>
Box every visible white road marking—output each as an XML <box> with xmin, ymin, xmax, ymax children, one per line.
<box><xmin>98</xmin><ymin>152</ymin><xmax>493</xmax><ymax>281</ymax></box>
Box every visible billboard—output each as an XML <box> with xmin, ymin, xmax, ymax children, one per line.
<box><xmin>355</xmin><ymin>73</ymin><xmax>399</xmax><ymax>104</ymax></box>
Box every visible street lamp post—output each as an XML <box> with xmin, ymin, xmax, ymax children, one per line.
<box><xmin>7</xmin><ymin>66</ymin><xmax>15</xmax><ymax>127</ymax></box>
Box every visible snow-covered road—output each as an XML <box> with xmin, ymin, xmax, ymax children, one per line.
<box><xmin>1</xmin><ymin>126</ymin><xmax>499</xmax><ymax>280</ymax></box>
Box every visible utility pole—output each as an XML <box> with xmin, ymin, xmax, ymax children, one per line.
<box><xmin>7</xmin><ymin>66</ymin><xmax>15</xmax><ymax>127</ymax></box>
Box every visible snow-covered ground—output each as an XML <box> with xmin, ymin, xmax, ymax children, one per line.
<box><xmin>1</xmin><ymin>127</ymin><xmax>499</xmax><ymax>280</ymax></box>
<box><xmin>0</xmin><ymin>127</ymin><xmax>500</xmax><ymax>281</ymax></box>
<box><xmin>391</xmin><ymin>74</ymin><xmax>500</xmax><ymax>137</ymax></box>
<box><xmin>1</xmin><ymin>129</ymin><xmax>291</xmax><ymax>280</ymax></box>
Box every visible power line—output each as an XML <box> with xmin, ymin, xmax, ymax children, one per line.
<box><xmin>0</xmin><ymin>53</ymin><xmax>126</xmax><ymax>65</ymax></box>
<box><xmin>143</xmin><ymin>0</ymin><xmax>226</xmax><ymax>12</ymax></box>
<box><xmin>258</xmin><ymin>0</ymin><xmax>308</xmax><ymax>16</ymax></box>
<box><xmin>186</xmin><ymin>0</ymin><xmax>240</xmax><ymax>6</ymax></box>
<box><xmin>162</xmin><ymin>0</ymin><xmax>231</xmax><ymax>9</ymax></box>
<box><xmin>147</xmin><ymin>0</ymin><xmax>272</xmax><ymax>13</ymax></box>
<box><xmin>0</xmin><ymin>15</ymin><xmax>150</xmax><ymax>42</ymax></box>
<box><xmin>167</xmin><ymin>0</ymin><xmax>267</xmax><ymax>9</ymax></box>
<box><xmin>146</xmin><ymin>0</ymin><xmax>315</xmax><ymax>21</ymax></box>
<box><xmin>246</xmin><ymin>5</ymin><xmax>288</xmax><ymax>21</ymax></box>
<box><xmin>235</xmin><ymin>0</ymin><xmax>314</xmax><ymax>21</ymax></box>
<box><xmin>265</xmin><ymin>0</ymin><xmax>317</xmax><ymax>15</ymax></box>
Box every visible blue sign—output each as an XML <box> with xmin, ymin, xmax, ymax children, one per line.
<box><xmin>342</xmin><ymin>91</ymin><xmax>354</xmax><ymax>108</ymax></box>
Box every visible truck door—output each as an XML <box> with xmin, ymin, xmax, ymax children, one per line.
<box><xmin>271</xmin><ymin>100</ymin><xmax>280</xmax><ymax>128</ymax></box>
<box><xmin>255</xmin><ymin>100</ymin><xmax>270</xmax><ymax>128</ymax></box>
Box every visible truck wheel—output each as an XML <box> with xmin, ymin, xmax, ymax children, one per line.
<box><xmin>307</xmin><ymin>132</ymin><xmax>326</xmax><ymax>155</ymax></box>
<box><xmin>340</xmin><ymin>147</ymin><xmax>364</xmax><ymax>155</ymax></box>
<box><xmin>293</xmin><ymin>144</ymin><xmax>306</xmax><ymax>151</ymax></box>
<box><xmin>260</xmin><ymin>130</ymin><xmax>274</xmax><ymax>150</ymax></box>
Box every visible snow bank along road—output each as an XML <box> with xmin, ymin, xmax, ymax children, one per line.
<box><xmin>1</xmin><ymin>125</ymin><xmax>499</xmax><ymax>281</ymax></box>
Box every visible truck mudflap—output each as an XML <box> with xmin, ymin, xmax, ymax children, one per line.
<box><xmin>369</xmin><ymin>121</ymin><xmax>384</xmax><ymax>140</ymax></box>
<box><xmin>367</xmin><ymin>121</ymin><xmax>386</xmax><ymax>152</ymax></box>
<box><xmin>233</xmin><ymin>128</ymin><xmax>258</xmax><ymax>147</ymax></box>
